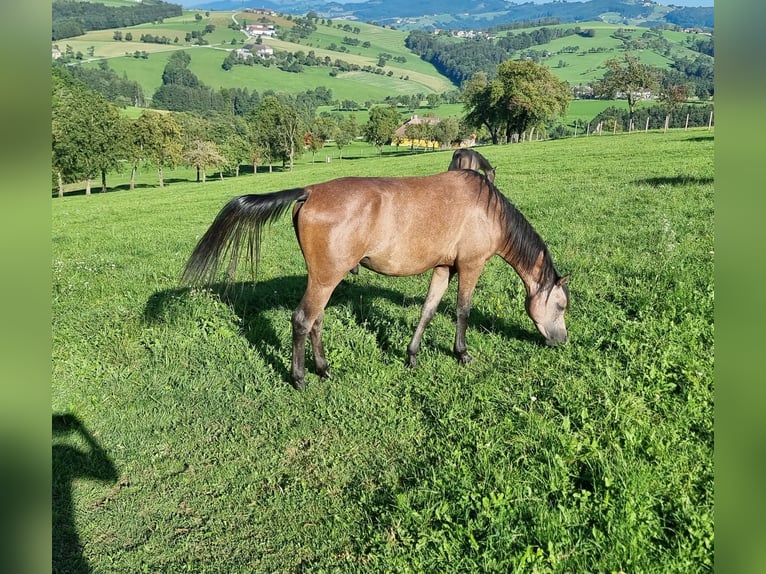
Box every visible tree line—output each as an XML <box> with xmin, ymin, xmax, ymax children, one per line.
<box><xmin>52</xmin><ymin>62</ymin><xmax>369</xmax><ymax>196</ymax></box>
<box><xmin>52</xmin><ymin>0</ymin><xmax>182</xmax><ymax>41</ymax></box>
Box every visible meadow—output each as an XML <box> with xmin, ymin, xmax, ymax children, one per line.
<box><xmin>52</xmin><ymin>128</ymin><xmax>713</xmax><ymax>572</ymax></box>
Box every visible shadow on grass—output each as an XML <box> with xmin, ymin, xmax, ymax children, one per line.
<box><xmin>144</xmin><ymin>273</ymin><xmax>538</xmax><ymax>384</ymax></box>
<box><xmin>635</xmin><ymin>175</ymin><xmax>713</xmax><ymax>187</ymax></box>
<box><xmin>52</xmin><ymin>413</ymin><xmax>118</xmax><ymax>574</ymax></box>
<box><xmin>52</xmin><ymin>178</ymin><xmax>190</xmax><ymax>198</ymax></box>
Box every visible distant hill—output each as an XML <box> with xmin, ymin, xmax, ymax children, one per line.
<box><xmin>179</xmin><ymin>0</ymin><xmax>713</xmax><ymax>31</ymax></box>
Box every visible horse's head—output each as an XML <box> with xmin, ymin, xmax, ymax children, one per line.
<box><xmin>525</xmin><ymin>275</ymin><xmax>569</xmax><ymax>346</ymax></box>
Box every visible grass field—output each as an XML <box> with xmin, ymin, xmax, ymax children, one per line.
<box><xmin>52</xmin><ymin>128</ymin><xmax>713</xmax><ymax>572</ymax></box>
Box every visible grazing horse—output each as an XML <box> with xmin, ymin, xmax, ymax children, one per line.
<box><xmin>448</xmin><ymin>148</ymin><xmax>496</xmax><ymax>183</ymax></box>
<box><xmin>182</xmin><ymin>171</ymin><xmax>569</xmax><ymax>389</ymax></box>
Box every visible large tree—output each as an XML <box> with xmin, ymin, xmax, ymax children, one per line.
<box><xmin>494</xmin><ymin>59</ymin><xmax>571</xmax><ymax>141</ymax></box>
<box><xmin>461</xmin><ymin>71</ymin><xmax>504</xmax><ymax>145</ymax></box>
<box><xmin>594</xmin><ymin>53</ymin><xmax>659</xmax><ymax>123</ymax></box>
<box><xmin>463</xmin><ymin>61</ymin><xmax>570</xmax><ymax>144</ymax></box>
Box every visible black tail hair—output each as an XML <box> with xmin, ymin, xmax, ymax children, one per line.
<box><xmin>181</xmin><ymin>187</ymin><xmax>309</xmax><ymax>286</ymax></box>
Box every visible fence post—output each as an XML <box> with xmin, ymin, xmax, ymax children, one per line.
<box><xmin>685</xmin><ymin>113</ymin><xmax>690</xmax><ymax>130</ymax></box>
<box><xmin>645</xmin><ymin>117</ymin><xmax>650</xmax><ymax>132</ymax></box>
<box><xmin>708</xmin><ymin>111</ymin><xmax>714</xmax><ymax>130</ymax></box>
<box><xmin>664</xmin><ymin>115</ymin><xmax>669</xmax><ymax>134</ymax></box>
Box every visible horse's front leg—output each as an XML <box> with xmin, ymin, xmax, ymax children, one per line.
<box><xmin>407</xmin><ymin>266</ymin><xmax>452</xmax><ymax>367</ymax></box>
<box><xmin>454</xmin><ymin>270</ymin><xmax>482</xmax><ymax>365</ymax></box>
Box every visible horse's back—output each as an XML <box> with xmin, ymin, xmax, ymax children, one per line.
<box><xmin>295</xmin><ymin>172</ymin><xmax>497</xmax><ymax>277</ymax></box>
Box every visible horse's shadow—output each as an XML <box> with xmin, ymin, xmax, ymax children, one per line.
<box><xmin>52</xmin><ymin>413</ymin><xmax>118</xmax><ymax>574</ymax></box>
<box><xmin>634</xmin><ymin>175</ymin><xmax>713</xmax><ymax>187</ymax></box>
<box><xmin>144</xmin><ymin>274</ymin><xmax>538</xmax><ymax>382</ymax></box>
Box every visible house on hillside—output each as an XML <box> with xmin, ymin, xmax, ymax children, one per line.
<box><xmin>246</xmin><ymin>24</ymin><xmax>276</xmax><ymax>38</ymax></box>
<box><xmin>235</xmin><ymin>48</ymin><xmax>253</xmax><ymax>60</ymax></box>
<box><xmin>252</xmin><ymin>44</ymin><xmax>274</xmax><ymax>58</ymax></box>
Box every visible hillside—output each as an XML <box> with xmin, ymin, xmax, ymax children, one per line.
<box><xmin>58</xmin><ymin>7</ymin><xmax>711</xmax><ymax>109</ymax></box>
<box><xmin>57</xmin><ymin>11</ymin><xmax>454</xmax><ymax>103</ymax></box>
<box><xmin>181</xmin><ymin>0</ymin><xmax>714</xmax><ymax>30</ymax></box>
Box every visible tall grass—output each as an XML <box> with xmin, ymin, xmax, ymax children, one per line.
<box><xmin>53</xmin><ymin>129</ymin><xmax>713</xmax><ymax>572</ymax></box>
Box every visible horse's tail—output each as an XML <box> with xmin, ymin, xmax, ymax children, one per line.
<box><xmin>181</xmin><ymin>187</ymin><xmax>309</xmax><ymax>286</ymax></box>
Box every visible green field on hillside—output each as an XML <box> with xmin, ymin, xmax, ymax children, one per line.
<box><xmin>61</xmin><ymin>10</ymin><xmax>454</xmax><ymax>102</ymax></box>
<box><xmin>53</xmin><ymin>128</ymin><xmax>713</xmax><ymax>572</ymax></box>
<box><xmin>57</xmin><ymin>12</ymin><xmax>706</xmax><ymax>104</ymax></box>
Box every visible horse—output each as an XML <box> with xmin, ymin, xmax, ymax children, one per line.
<box><xmin>181</xmin><ymin>170</ymin><xmax>569</xmax><ymax>389</ymax></box>
<box><xmin>448</xmin><ymin>148</ymin><xmax>496</xmax><ymax>183</ymax></box>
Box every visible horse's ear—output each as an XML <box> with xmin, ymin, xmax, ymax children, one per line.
<box><xmin>557</xmin><ymin>275</ymin><xmax>570</xmax><ymax>286</ymax></box>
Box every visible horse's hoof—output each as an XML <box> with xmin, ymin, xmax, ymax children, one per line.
<box><xmin>319</xmin><ymin>369</ymin><xmax>332</xmax><ymax>380</ymax></box>
<box><xmin>291</xmin><ymin>379</ymin><xmax>305</xmax><ymax>390</ymax></box>
<box><xmin>405</xmin><ymin>356</ymin><xmax>417</xmax><ymax>368</ymax></box>
<box><xmin>457</xmin><ymin>353</ymin><xmax>472</xmax><ymax>365</ymax></box>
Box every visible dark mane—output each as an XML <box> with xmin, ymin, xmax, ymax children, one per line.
<box><xmin>476</xmin><ymin>176</ymin><xmax>560</xmax><ymax>289</ymax></box>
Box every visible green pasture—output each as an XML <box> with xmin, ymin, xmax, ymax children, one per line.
<box><xmin>67</xmin><ymin>10</ymin><xmax>453</xmax><ymax>102</ymax></box>
<box><xmin>494</xmin><ymin>21</ymin><xmax>702</xmax><ymax>84</ymax></box>
<box><xmin>53</xmin><ymin>129</ymin><xmax>713</xmax><ymax>572</ymax></box>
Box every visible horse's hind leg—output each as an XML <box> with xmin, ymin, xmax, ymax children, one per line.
<box><xmin>291</xmin><ymin>280</ymin><xmax>337</xmax><ymax>389</ymax></box>
<box><xmin>309</xmin><ymin>311</ymin><xmax>329</xmax><ymax>379</ymax></box>
<box><xmin>406</xmin><ymin>266</ymin><xmax>453</xmax><ymax>368</ymax></box>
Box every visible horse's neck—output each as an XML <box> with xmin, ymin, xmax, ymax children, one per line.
<box><xmin>499</xmin><ymin>245</ymin><xmax>547</xmax><ymax>296</ymax></box>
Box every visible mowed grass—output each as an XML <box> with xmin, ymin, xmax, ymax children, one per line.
<box><xmin>52</xmin><ymin>129</ymin><xmax>713</xmax><ymax>572</ymax></box>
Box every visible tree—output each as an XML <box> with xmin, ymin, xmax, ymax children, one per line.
<box><xmin>306</xmin><ymin>116</ymin><xmax>337</xmax><ymax>162</ymax></box>
<box><xmin>404</xmin><ymin>120</ymin><xmax>432</xmax><ymax>151</ymax></box>
<box><xmin>363</xmin><ymin>105</ymin><xmax>401</xmax><ymax>155</ymax></box>
<box><xmin>462</xmin><ymin>61</ymin><xmax>570</xmax><ymax>144</ymax></box>
<box><xmin>461</xmin><ymin>72</ymin><xmax>504</xmax><ymax>144</ymax></box>
<box><xmin>334</xmin><ymin>114</ymin><xmax>358</xmax><ymax>160</ymax></box>
<box><xmin>494</xmin><ymin>59</ymin><xmax>571</xmax><ymax>141</ymax></box>
<box><xmin>183</xmin><ymin>139</ymin><xmax>224</xmax><ymax>183</ymax></box>
<box><xmin>51</xmin><ymin>69</ymin><xmax>125</xmax><ymax>195</ymax></box>
<box><xmin>251</xmin><ymin>96</ymin><xmax>305</xmax><ymax>172</ymax></box>
<box><xmin>133</xmin><ymin>111</ymin><xmax>183</xmax><ymax>187</ymax></box>
<box><xmin>431</xmin><ymin>116</ymin><xmax>461</xmax><ymax>149</ymax></box>
<box><xmin>594</xmin><ymin>53</ymin><xmax>659</xmax><ymax>123</ymax></box>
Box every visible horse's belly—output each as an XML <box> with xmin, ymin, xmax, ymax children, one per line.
<box><xmin>360</xmin><ymin>252</ymin><xmax>452</xmax><ymax>277</ymax></box>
